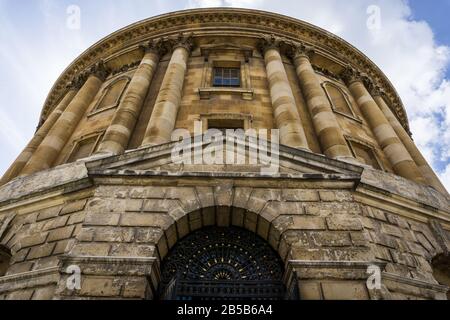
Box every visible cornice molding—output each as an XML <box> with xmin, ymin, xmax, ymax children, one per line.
<box><xmin>38</xmin><ymin>8</ymin><xmax>410</xmax><ymax>132</ymax></box>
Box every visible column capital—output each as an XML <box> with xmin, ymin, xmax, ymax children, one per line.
<box><xmin>66</xmin><ymin>73</ymin><xmax>88</xmax><ymax>90</ymax></box>
<box><xmin>87</xmin><ymin>61</ymin><xmax>110</xmax><ymax>81</ymax></box>
<box><xmin>140</xmin><ymin>38</ymin><xmax>167</xmax><ymax>56</ymax></box>
<box><xmin>364</xmin><ymin>77</ymin><xmax>384</xmax><ymax>97</ymax></box>
<box><xmin>170</xmin><ymin>33</ymin><xmax>194</xmax><ymax>52</ymax></box>
<box><xmin>289</xmin><ymin>42</ymin><xmax>315</xmax><ymax>61</ymax></box>
<box><xmin>340</xmin><ymin>67</ymin><xmax>364</xmax><ymax>86</ymax></box>
<box><xmin>258</xmin><ymin>34</ymin><xmax>284</xmax><ymax>55</ymax></box>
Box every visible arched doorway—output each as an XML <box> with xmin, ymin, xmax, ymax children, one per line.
<box><xmin>432</xmin><ymin>254</ymin><xmax>450</xmax><ymax>300</ymax></box>
<box><xmin>158</xmin><ymin>226</ymin><xmax>286</xmax><ymax>300</ymax></box>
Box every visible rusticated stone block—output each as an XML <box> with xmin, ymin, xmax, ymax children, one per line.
<box><xmin>46</xmin><ymin>216</ymin><xmax>69</xmax><ymax>230</ymax></box>
<box><xmin>298</xmin><ymin>281</ymin><xmax>322</xmax><ymax>300</ymax></box>
<box><xmin>109</xmin><ymin>244</ymin><xmax>155</xmax><ymax>257</ymax></box>
<box><xmin>92</xmin><ymin>227</ymin><xmax>135</xmax><ymax>243</ymax></box>
<box><xmin>121</xmin><ymin>213</ymin><xmax>173</xmax><ymax>229</ymax></box>
<box><xmin>70</xmin><ymin>243</ymin><xmax>111</xmax><ymax>256</ymax></box>
<box><xmin>53</xmin><ymin>239</ymin><xmax>74</xmax><ymax>255</ymax></box>
<box><xmin>6</xmin><ymin>261</ymin><xmax>34</xmax><ymax>275</ymax></box>
<box><xmin>33</xmin><ymin>286</ymin><xmax>56</xmax><ymax>300</ymax></box>
<box><xmin>27</xmin><ymin>243</ymin><xmax>55</xmax><ymax>260</ymax></box>
<box><xmin>326</xmin><ymin>215</ymin><xmax>362</xmax><ymax>231</ymax></box>
<box><xmin>67</xmin><ymin>211</ymin><xmax>85</xmax><ymax>225</ymax></box>
<box><xmin>381</xmin><ymin>224</ymin><xmax>403</xmax><ymax>238</ymax></box>
<box><xmin>47</xmin><ymin>225</ymin><xmax>75</xmax><ymax>242</ymax></box>
<box><xmin>79</xmin><ymin>277</ymin><xmax>121</xmax><ymax>297</ymax></box>
<box><xmin>232</xmin><ymin>188</ymin><xmax>252</xmax><ymax>209</ymax></box>
<box><xmin>371</xmin><ymin>244</ymin><xmax>392</xmax><ymax>262</ymax></box>
<box><xmin>19</xmin><ymin>233</ymin><xmax>48</xmax><ymax>248</ymax></box>
<box><xmin>6</xmin><ymin>289</ymin><xmax>34</xmax><ymax>300</ymax></box>
<box><xmin>350</xmin><ymin>231</ymin><xmax>370</xmax><ymax>246</ymax></box>
<box><xmin>60</xmin><ymin>199</ymin><xmax>87</xmax><ymax>215</ymax></box>
<box><xmin>129</xmin><ymin>186</ymin><xmax>166</xmax><ymax>199</ymax></box>
<box><xmin>321</xmin><ymin>281</ymin><xmax>369</xmax><ymax>300</ymax></box>
<box><xmin>282</xmin><ymin>189</ymin><xmax>319</xmax><ymax>202</ymax></box>
<box><xmin>310</xmin><ymin>232</ymin><xmax>352</xmax><ymax>247</ymax></box>
<box><xmin>85</xmin><ymin>213</ymin><xmax>120</xmax><ymax>226</ymax></box>
<box><xmin>122</xmin><ymin>277</ymin><xmax>148</xmax><ymax>298</ymax></box>
<box><xmin>135</xmin><ymin>228</ymin><xmax>163</xmax><ymax>244</ymax></box>
<box><xmin>369</xmin><ymin>231</ymin><xmax>398</xmax><ymax>248</ymax></box>
<box><xmin>36</xmin><ymin>206</ymin><xmax>62</xmax><ymax>222</ymax></box>
<box><xmin>275</xmin><ymin>216</ymin><xmax>326</xmax><ymax>231</ymax></box>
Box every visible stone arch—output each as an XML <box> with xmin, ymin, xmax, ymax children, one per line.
<box><xmin>431</xmin><ymin>253</ymin><xmax>450</xmax><ymax>299</ymax></box>
<box><xmin>158</xmin><ymin>225</ymin><xmax>287</xmax><ymax>300</ymax></box>
<box><xmin>0</xmin><ymin>245</ymin><xmax>11</xmax><ymax>277</ymax></box>
<box><xmin>146</xmin><ymin>188</ymin><xmax>304</xmax><ymax>299</ymax></box>
<box><xmin>155</xmin><ymin>199</ymin><xmax>296</xmax><ymax>268</ymax></box>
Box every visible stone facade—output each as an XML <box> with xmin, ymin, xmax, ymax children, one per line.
<box><xmin>0</xmin><ymin>8</ymin><xmax>449</xmax><ymax>300</ymax></box>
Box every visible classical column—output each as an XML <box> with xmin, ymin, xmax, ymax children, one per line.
<box><xmin>97</xmin><ymin>40</ymin><xmax>164</xmax><ymax>155</ymax></box>
<box><xmin>260</xmin><ymin>36</ymin><xmax>310</xmax><ymax>150</ymax></box>
<box><xmin>373</xmin><ymin>90</ymin><xmax>448</xmax><ymax>194</ymax></box>
<box><xmin>0</xmin><ymin>87</ymin><xmax>77</xmax><ymax>185</ymax></box>
<box><xmin>291</xmin><ymin>44</ymin><xmax>353</xmax><ymax>160</ymax></box>
<box><xmin>342</xmin><ymin>68</ymin><xmax>426</xmax><ymax>184</ymax></box>
<box><xmin>21</xmin><ymin>62</ymin><xmax>108</xmax><ymax>175</ymax></box>
<box><xmin>141</xmin><ymin>34</ymin><xmax>192</xmax><ymax>147</ymax></box>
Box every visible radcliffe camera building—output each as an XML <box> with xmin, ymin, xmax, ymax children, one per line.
<box><xmin>0</xmin><ymin>8</ymin><xmax>449</xmax><ymax>300</ymax></box>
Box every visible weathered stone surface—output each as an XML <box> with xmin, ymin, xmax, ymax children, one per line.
<box><xmin>326</xmin><ymin>215</ymin><xmax>363</xmax><ymax>231</ymax></box>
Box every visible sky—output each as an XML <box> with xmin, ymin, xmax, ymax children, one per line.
<box><xmin>0</xmin><ymin>0</ymin><xmax>449</xmax><ymax>191</ymax></box>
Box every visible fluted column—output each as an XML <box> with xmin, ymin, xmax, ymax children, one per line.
<box><xmin>97</xmin><ymin>40</ymin><xmax>164</xmax><ymax>155</ymax></box>
<box><xmin>0</xmin><ymin>87</ymin><xmax>77</xmax><ymax>185</ymax></box>
<box><xmin>141</xmin><ymin>34</ymin><xmax>192</xmax><ymax>146</ymax></box>
<box><xmin>343</xmin><ymin>68</ymin><xmax>426</xmax><ymax>184</ymax></box>
<box><xmin>373</xmin><ymin>91</ymin><xmax>448</xmax><ymax>194</ymax></box>
<box><xmin>21</xmin><ymin>62</ymin><xmax>108</xmax><ymax>175</ymax></box>
<box><xmin>261</xmin><ymin>36</ymin><xmax>310</xmax><ymax>150</ymax></box>
<box><xmin>292</xmin><ymin>44</ymin><xmax>353</xmax><ymax>159</ymax></box>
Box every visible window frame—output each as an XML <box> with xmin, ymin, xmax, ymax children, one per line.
<box><xmin>65</xmin><ymin>131</ymin><xmax>105</xmax><ymax>163</ymax></box>
<box><xmin>322</xmin><ymin>81</ymin><xmax>362</xmax><ymax>123</ymax></box>
<box><xmin>212</xmin><ymin>67</ymin><xmax>242</xmax><ymax>88</ymax></box>
<box><xmin>345</xmin><ymin>136</ymin><xmax>384</xmax><ymax>171</ymax></box>
<box><xmin>89</xmin><ymin>75</ymin><xmax>131</xmax><ymax>116</ymax></box>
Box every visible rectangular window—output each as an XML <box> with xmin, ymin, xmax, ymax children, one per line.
<box><xmin>67</xmin><ymin>135</ymin><xmax>101</xmax><ymax>163</ymax></box>
<box><xmin>213</xmin><ymin>67</ymin><xmax>241</xmax><ymax>87</ymax></box>
<box><xmin>208</xmin><ymin>119</ymin><xmax>245</xmax><ymax>132</ymax></box>
<box><xmin>347</xmin><ymin>140</ymin><xmax>382</xmax><ymax>170</ymax></box>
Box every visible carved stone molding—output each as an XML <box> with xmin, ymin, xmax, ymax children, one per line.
<box><xmin>111</xmin><ymin>61</ymin><xmax>140</xmax><ymax>76</ymax></box>
<box><xmin>258</xmin><ymin>34</ymin><xmax>284</xmax><ymax>55</ymax></box>
<box><xmin>288</xmin><ymin>42</ymin><xmax>315</xmax><ymax>61</ymax></box>
<box><xmin>140</xmin><ymin>37</ymin><xmax>168</xmax><ymax>56</ymax></box>
<box><xmin>171</xmin><ymin>33</ymin><xmax>194</xmax><ymax>52</ymax></box>
<box><xmin>364</xmin><ymin>78</ymin><xmax>383</xmax><ymax>97</ymax></box>
<box><xmin>88</xmin><ymin>60</ymin><xmax>110</xmax><ymax>81</ymax></box>
<box><xmin>38</xmin><ymin>9</ymin><xmax>410</xmax><ymax>132</ymax></box>
<box><xmin>341</xmin><ymin>67</ymin><xmax>364</xmax><ymax>86</ymax></box>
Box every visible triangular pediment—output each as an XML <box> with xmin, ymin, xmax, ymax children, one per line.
<box><xmin>85</xmin><ymin>135</ymin><xmax>363</xmax><ymax>181</ymax></box>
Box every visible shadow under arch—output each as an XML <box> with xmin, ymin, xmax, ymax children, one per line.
<box><xmin>431</xmin><ymin>253</ymin><xmax>450</xmax><ymax>300</ymax></box>
<box><xmin>152</xmin><ymin>206</ymin><xmax>299</xmax><ymax>300</ymax></box>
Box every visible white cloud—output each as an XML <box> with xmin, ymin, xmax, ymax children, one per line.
<box><xmin>0</xmin><ymin>0</ymin><xmax>449</xmax><ymax>192</ymax></box>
